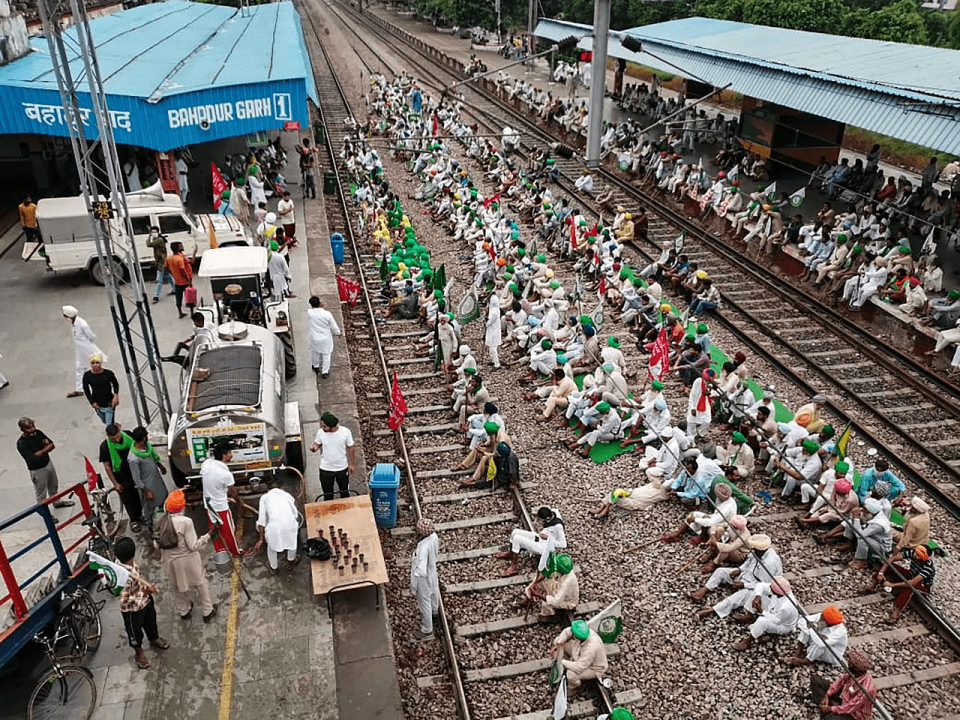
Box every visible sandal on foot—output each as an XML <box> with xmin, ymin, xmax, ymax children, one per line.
<box><xmin>136</xmin><ymin>656</ymin><xmax>151</xmax><ymax>669</ymax></box>
<box><xmin>150</xmin><ymin>639</ymin><xmax>170</xmax><ymax>650</ymax></box>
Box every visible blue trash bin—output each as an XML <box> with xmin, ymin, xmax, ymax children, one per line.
<box><xmin>369</xmin><ymin>463</ymin><xmax>400</xmax><ymax>528</ymax></box>
<box><xmin>330</xmin><ymin>232</ymin><xmax>344</xmax><ymax>265</ymax></box>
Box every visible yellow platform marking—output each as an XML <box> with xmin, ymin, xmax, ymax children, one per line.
<box><xmin>218</xmin><ymin>519</ymin><xmax>244</xmax><ymax>719</ymax></box>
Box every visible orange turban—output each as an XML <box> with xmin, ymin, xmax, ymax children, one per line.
<box><xmin>822</xmin><ymin>606</ymin><xmax>843</xmax><ymax>626</ymax></box>
<box><xmin>165</xmin><ymin>489</ymin><xmax>186</xmax><ymax>514</ymax></box>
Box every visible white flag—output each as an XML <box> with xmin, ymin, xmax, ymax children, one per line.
<box><xmin>789</xmin><ymin>187</ymin><xmax>806</xmax><ymax>207</ymax></box>
<box><xmin>727</xmin><ymin>165</ymin><xmax>739</xmax><ymax>182</ymax></box>
<box><xmin>552</xmin><ymin>674</ymin><xmax>568</xmax><ymax>719</ymax></box>
<box><xmin>763</xmin><ymin>181</ymin><xmax>777</xmax><ymax>199</ymax></box>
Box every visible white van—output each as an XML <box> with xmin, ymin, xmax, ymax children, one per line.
<box><xmin>28</xmin><ymin>184</ymin><xmax>250</xmax><ymax>284</ymax></box>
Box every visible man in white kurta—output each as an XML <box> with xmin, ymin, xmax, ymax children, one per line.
<box><xmin>410</xmin><ymin>518</ymin><xmax>439</xmax><ymax>641</ymax></box>
<box><xmin>690</xmin><ymin>534</ymin><xmax>782</xmax><ymax>610</ymax></box>
<box><xmin>307</xmin><ymin>296</ymin><xmax>341</xmax><ymax>377</ymax></box>
<box><xmin>253</xmin><ymin>481</ymin><xmax>300</xmax><ymax>573</ymax></box>
<box><xmin>733</xmin><ymin>576</ymin><xmax>800</xmax><ymax>650</ymax></box>
<box><xmin>485</xmin><ymin>294</ymin><xmax>503</xmax><ymax>368</ymax></box>
<box><xmin>498</xmin><ymin>507</ymin><xmax>566</xmax><ymax>577</ymax></box>
<box><xmin>686</xmin><ymin>369</ymin><xmax>714</xmax><ymax>443</ymax></box>
<box><xmin>64</xmin><ymin>305</ymin><xmax>104</xmax><ymax>397</ymax></box>
<box><xmin>268</xmin><ymin>243</ymin><xmax>292</xmax><ymax>301</ymax></box>
<box><xmin>789</xmin><ymin>607</ymin><xmax>848</xmax><ymax>666</ymax></box>
<box><xmin>522</xmin><ymin>552</ymin><xmax>579</xmax><ymax>619</ymax></box>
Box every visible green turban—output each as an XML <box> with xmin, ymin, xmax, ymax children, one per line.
<box><xmin>483</xmin><ymin>421</ymin><xmax>500</xmax><ymax>434</ymax></box>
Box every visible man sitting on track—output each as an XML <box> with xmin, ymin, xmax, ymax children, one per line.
<box><xmin>787</xmin><ymin>605</ymin><xmax>848</xmax><ymax>667</ymax></box>
<box><xmin>549</xmin><ymin>620</ymin><xmax>608</xmax><ymax>690</ymax></box>
<box><xmin>497</xmin><ymin>506</ymin><xmax>567</xmax><ymax>578</ymax></box>
<box><xmin>688</xmin><ymin>533</ymin><xmax>783</xmax><ymax>607</ymax></box>
<box><xmin>519</xmin><ymin>552</ymin><xmax>579</xmax><ymax>622</ymax></box>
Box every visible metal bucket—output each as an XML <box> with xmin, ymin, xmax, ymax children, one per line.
<box><xmin>212</xmin><ymin>550</ymin><xmax>233</xmax><ymax>576</ymax></box>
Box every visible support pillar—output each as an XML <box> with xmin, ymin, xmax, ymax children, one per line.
<box><xmin>585</xmin><ymin>0</ymin><xmax>611</xmax><ymax>167</ymax></box>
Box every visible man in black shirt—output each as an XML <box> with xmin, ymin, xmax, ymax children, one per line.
<box><xmin>99</xmin><ymin>424</ymin><xmax>143</xmax><ymax>533</ymax></box>
<box><xmin>16</xmin><ymin>417</ymin><xmax>73</xmax><ymax>509</ymax></box>
<box><xmin>82</xmin><ymin>354</ymin><xmax>120</xmax><ymax>425</ymax></box>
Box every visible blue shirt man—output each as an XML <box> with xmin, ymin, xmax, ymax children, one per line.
<box><xmin>857</xmin><ymin>459</ymin><xmax>905</xmax><ymax>502</ymax></box>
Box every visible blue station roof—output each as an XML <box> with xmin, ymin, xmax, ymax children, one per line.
<box><xmin>535</xmin><ymin>17</ymin><xmax>960</xmax><ymax>153</ymax></box>
<box><xmin>0</xmin><ymin>0</ymin><xmax>319</xmax><ymax>150</ymax></box>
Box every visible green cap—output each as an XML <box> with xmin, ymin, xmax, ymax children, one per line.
<box><xmin>517</xmin><ymin>249</ymin><xmax>526</xmax><ymax>257</ymax></box>
<box><xmin>596</xmin><ymin>401</ymin><xmax>611</xmax><ymax>413</ymax></box>
<box><xmin>608</xmin><ymin>336</ymin><xmax>620</xmax><ymax>348</ymax></box>
<box><xmin>949</xmin><ymin>290</ymin><xmax>960</xmax><ymax>300</ymax></box>
<box><xmin>549</xmin><ymin>280</ymin><xmax>560</xmax><ymax>289</ymax></box>
<box><xmin>506</xmin><ymin>265</ymin><xmax>514</xmax><ymax>273</ymax></box>
<box><xmin>541</xmin><ymin>339</ymin><xmax>552</xmax><ymax>350</ymax></box>
<box><xmin>434</xmin><ymin>289</ymin><xmax>443</xmax><ymax>299</ymax></box>
<box><xmin>820</xmin><ymin>424</ymin><xmax>834</xmax><ymax>438</ymax></box>
<box><xmin>834</xmin><ymin>461</ymin><xmax>850</xmax><ymax>474</ymax></box>
<box><xmin>503</xmin><ymin>273</ymin><xmax>512</xmax><ymax>280</ymax></box>
<box><xmin>537</xmin><ymin>254</ymin><xmax>546</xmax><ymax>263</ymax></box>
<box><xmin>483</xmin><ymin>421</ymin><xmax>500</xmax><ymax>433</ymax></box>
<box><xmin>571</xmin><ymin>620</ymin><xmax>589</xmax><ymax>640</ymax></box>
<box><xmin>610</xmin><ymin>710</ymin><xmax>635</xmax><ymax>720</ymax></box>
<box><xmin>685</xmin><ymin>333</ymin><xmax>696</xmax><ymax>342</ymax></box>
<box><xmin>508</xmin><ymin>283</ymin><xmax>518</xmax><ymax>292</ymax></box>
<box><xmin>651</xmin><ymin>380</ymin><xmax>664</xmax><ymax>390</ymax></box>
<box><xmin>697</xmin><ymin>323</ymin><xmax>708</xmax><ymax>333</ymax></box>
<box><xmin>836</xmin><ymin>233</ymin><xmax>847</xmax><ymax>242</ymax></box>
<box><xmin>619</xmin><ymin>269</ymin><xmax>630</xmax><ymax>280</ymax></box>
<box><xmin>555</xmin><ymin>553</ymin><xmax>573</xmax><ymax>574</ymax></box>
<box><xmin>732</xmin><ymin>432</ymin><xmax>746</xmax><ymax>444</ymax></box>
<box><xmin>632</xmin><ymin>277</ymin><xmax>643</xmax><ymax>287</ymax></box>
<box><xmin>579</xmin><ymin>315</ymin><xmax>593</xmax><ymax>326</ymax></box>
<box><xmin>801</xmin><ymin>439</ymin><xmax>820</xmax><ymax>454</ymax></box>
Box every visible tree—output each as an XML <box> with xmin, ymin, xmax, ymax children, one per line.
<box><xmin>945</xmin><ymin>9</ymin><xmax>960</xmax><ymax>48</ymax></box>
<box><xmin>741</xmin><ymin>0</ymin><xmax>848</xmax><ymax>33</ymax></box>
<box><xmin>854</xmin><ymin>0</ymin><xmax>929</xmax><ymax>44</ymax></box>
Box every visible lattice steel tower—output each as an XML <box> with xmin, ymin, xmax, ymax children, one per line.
<box><xmin>38</xmin><ymin>0</ymin><xmax>172</xmax><ymax>431</ymax></box>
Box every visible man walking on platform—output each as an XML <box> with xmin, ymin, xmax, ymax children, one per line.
<box><xmin>164</xmin><ymin>242</ymin><xmax>193</xmax><ymax>319</ymax></box>
<box><xmin>307</xmin><ymin>296</ymin><xmax>341</xmax><ymax>377</ymax></box>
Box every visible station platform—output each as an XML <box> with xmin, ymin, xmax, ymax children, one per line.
<box><xmin>0</xmin><ymin>123</ymin><xmax>401</xmax><ymax>718</ymax></box>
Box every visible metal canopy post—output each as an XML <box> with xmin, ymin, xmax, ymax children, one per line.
<box><xmin>37</xmin><ymin>0</ymin><xmax>172</xmax><ymax>433</ymax></box>
<box><xmin>585</xmin><ymin>0</ymin><xmax>611</xmax><ymax>167</ymax></box>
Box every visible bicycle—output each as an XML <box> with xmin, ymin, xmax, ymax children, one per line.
<box><xmin>82</xmin><ymin>487</ymin><xmax>125</xmax><ymax>560</ymax></box>
<box><xmin>27</xmin><ymin>588</ymin><xmax>103</xmax><ymax>719</ymax></box>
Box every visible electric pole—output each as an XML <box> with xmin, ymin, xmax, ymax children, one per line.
<box><xmin>38</xmin><ymin>0</ymin><xmax>172</xmax><ymax>432</ymax></box>
<box><xmin>586</xmin><ymin>0</ymin><xmax>611</xmax><ymax>166</ymax></box>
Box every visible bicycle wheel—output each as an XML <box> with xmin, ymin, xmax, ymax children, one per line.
<box><xmin>70</xmin><ymin>589</ymin><xmax>103</xmax><ymax>652</ymax></box>
<box><xmin>28</xmin><ymin>665</ymin><xmax>97</xmax><ymax>720</ymax></box>
<box><xmin>101</xmin><ymin>489</ymin><xmax>124</xmax><ymax>537</ymax></box>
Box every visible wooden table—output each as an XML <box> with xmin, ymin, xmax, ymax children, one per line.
<box><xmin>304</xmin><ymin>495</ymin><xmax>389</xmax><ymax>616</ymax></box>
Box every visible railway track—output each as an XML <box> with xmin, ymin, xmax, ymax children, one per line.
<box><xmin>299</xmin><ymin>4</ymin><xmax>631</xmax><ymax>718</ymax></box>
<box><xmin>348</xmin><ymin>4</ymin><xmax>960</xmax><ymax>517</ymax></box>
<box><xmin>302</xmin><ymin>4</ymin><xmax>960</xmax><ymax>717</ymax></box>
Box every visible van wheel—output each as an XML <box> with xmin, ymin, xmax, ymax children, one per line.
<box><xmin>280</xmin><ymin>332</ymin><xmax>297</xmax><ymax>378</ymax></box>
<box><xmin>89</xmin><ymin>258</ymin><xmax>127</xmax><ymax>286</ymax></box>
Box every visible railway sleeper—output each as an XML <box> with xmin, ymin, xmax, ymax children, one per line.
<box><xmin>390</xmin><ymin>511</ymin><xmax>517</xmax><ymax>536</ymax></box>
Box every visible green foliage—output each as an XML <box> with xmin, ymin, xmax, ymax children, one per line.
<box><xmin>857</xmin><ymin>0</ymin><xmax>928</xmax><ymax>43</ymax></box>
<box><xmin>945</xmin><ymin>8</ymin><xmax>960</xmax><ymax>48</ymax></box>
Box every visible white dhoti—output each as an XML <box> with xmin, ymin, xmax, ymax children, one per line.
<box><xmin>510</xmin><ymin>529</ymin><xmax>547</xmax><ymax>556</ymax></box>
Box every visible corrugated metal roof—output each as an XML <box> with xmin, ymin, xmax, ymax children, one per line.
<box><xmin>0</xmin><ymin>1</ymin><xmax>318</xmax><ymax>150</ymax></box>
<box><xmin>0</xmin><ymin>0</ymin><xmax>318</xmax><ymax>103</ymax></box>
<box><xmin>535</xmin><ymin>18</ymin><xmax>960</xmax><ymax>154</ymax></box>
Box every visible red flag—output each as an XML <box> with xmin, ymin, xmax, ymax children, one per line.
<box><xmin>387</xmin><ymin>371</ymin><xmax>408</xmax><ymax>431</ymax></box>
<box><xmin>569</xmin><ymin>220</ymin><xmax>577</xmax><ymax>249</ymax></box>
<box><xmin>431</xmin><ymin>113</ymin><xmax>439</xmax><ymax>136</ymax></box>
<box><xmin>84</xmin><ymin>456</ymin><xmax>99</xmax><ymax>490</ymax></box>
<box><xmin>597</xmin><ymin>276</ymin><xmax>606</xmax><ymax>296</ymax></box>
<box><xmin>483</xmin><ymin>192</ymin><xmax>501</xmax><ymax>210</ymax></box>
<box><xmin>211</xmin><ymin>163</ymin><xmax>228</xmax><ymax>211</ymax></box>
<box><xmin>648</xmin><ymin>326</ymin><xmax>670</xmax><ymax>381</ymax></box>
<box><xmin>336</xmin><ymin>274</ymin><xmax>361</xmax><ymax>307</ymax></box>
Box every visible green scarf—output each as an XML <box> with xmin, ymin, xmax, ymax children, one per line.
<box><xmin>131</xmin><ymin>442</ymin><xmax>160</xmax><ymax>464</ymax></box>
<box><xmin>107</xmin><ymin>432</ymin><xmax>134</xmax><ymax>471</ymax></box>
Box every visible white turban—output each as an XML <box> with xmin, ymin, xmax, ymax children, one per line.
<box><xmin>62</xmin><ymin>305</ymin><xmax>78</xmax><ymax>318</ymax></box>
